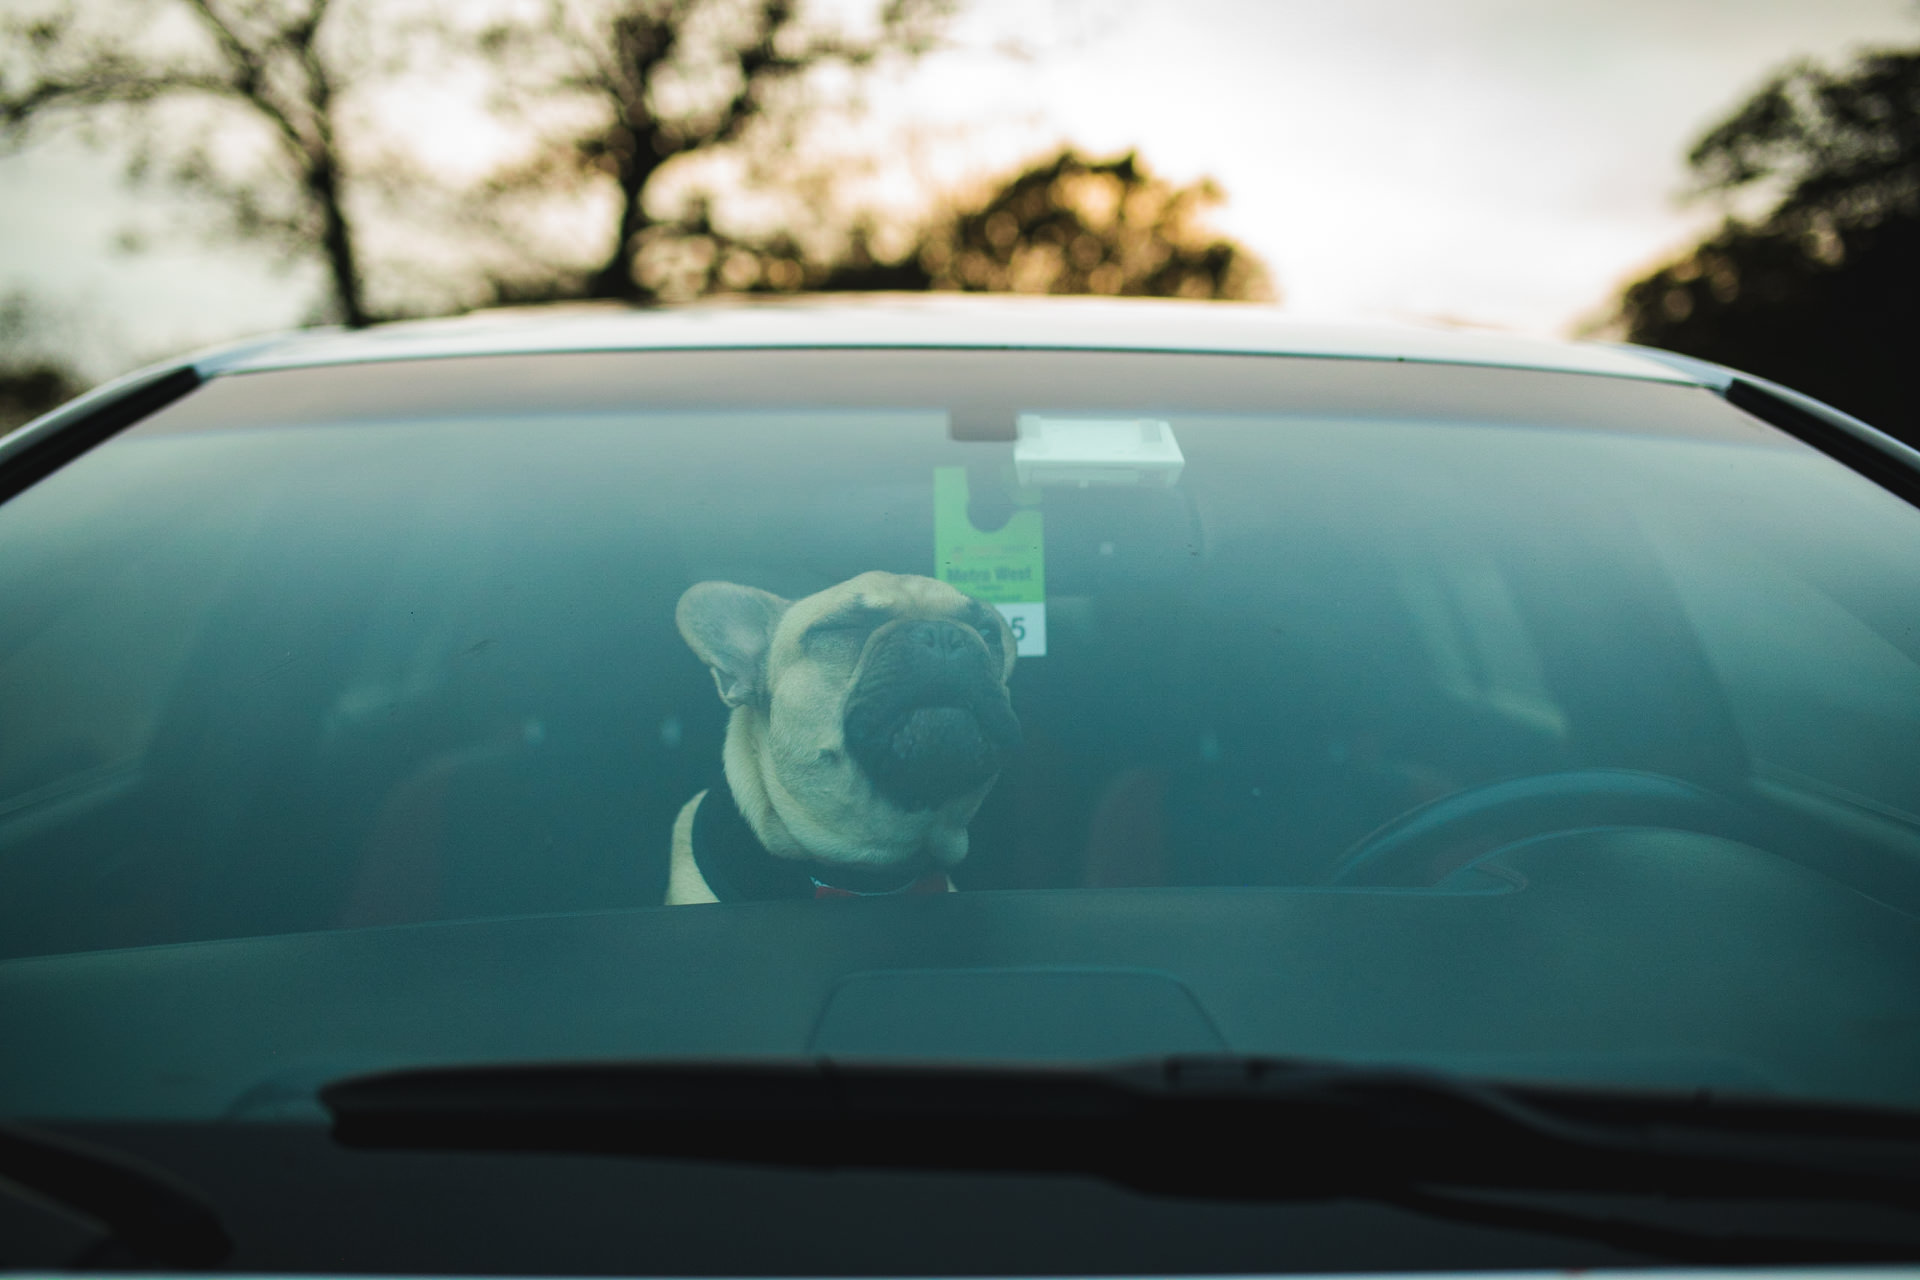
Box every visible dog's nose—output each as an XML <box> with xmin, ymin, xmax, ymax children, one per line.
<box><xmin>904</xmin><ymin>620</ymin><xmax>976</xmax><ymax>661</ymax></box>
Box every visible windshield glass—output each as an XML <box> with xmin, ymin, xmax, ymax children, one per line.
<box><xmin>4</xmin><ymin>349</ymin><xmax>1919</xmax><ymax>1119</ymax></box>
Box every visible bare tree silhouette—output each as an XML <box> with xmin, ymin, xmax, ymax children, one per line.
<box><xmin>0</xmin><ymin>0</ymin><xmax>961</xmax><ymax>322</ymax></box>
<box><xmin>465</xmin><ymin>0</ymin><xmax>955</xmax><ymax>304</ymax></box>
<box><xmin>0</xmin><ymin>0</ymin><xmax>396</xmax><ymax>325</ymax></box>
<box><xmin>2</xmin><ymin>1</ymin><xmax>1269</xmax><ymax>335</ymax></box>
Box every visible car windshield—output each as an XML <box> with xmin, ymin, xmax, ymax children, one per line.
<box><xmin>4</xmin><ymin>347</ymin><xmax>1920</xmax><ymax>1122</ymax></box>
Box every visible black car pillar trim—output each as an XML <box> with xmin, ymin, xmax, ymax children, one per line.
<box><xmin>1723</xmin><ymin>377</ymin><xmax>1920</xmax><ymax>511</ymax></box>
<box><xmin>0</xmin><ymin>364</ymin><xmax>203</xmax><ymax>507</ymax></box>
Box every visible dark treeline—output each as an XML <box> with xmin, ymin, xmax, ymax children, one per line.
<box><xmin>0</xmin><ymin>0</ymin><xmax>1269</xmax><ymax>390</ymax></box>
<box><xmin>7</xmin><ymin>2</ymin><xmax>1913</xmax><ymax>444</ymax></box>
<box><xmin>1611</xmin><ymin>43</ymin><xmax>1920</xmax><ymax>447</ymax></box>
<box><xmin>646</xmin><ymin>149</ymin><xmax>1272</xmax><ymax>303</ymax></box>
<box><xmin>0</xmin><ymin>294</ymin><xmax>85</xmax><ymax>431</ymax></box>
<box><xmin>0</xmin><ymin>0</ymin><xmax>963</xmax><ymax>325</ymax></box>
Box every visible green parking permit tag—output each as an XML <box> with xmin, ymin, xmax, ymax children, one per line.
<box><xmin>934</xmin><ymin>466</ymin><xmax>1046</xmax><ymax>656</ymax></box>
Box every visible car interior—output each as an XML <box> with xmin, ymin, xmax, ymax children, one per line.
<box><xmin>4</xmin><ymin>381</ymin><xmax>1920</xmax><ymax>961</ymax></box>
<box><xmin>8</xmin><ymin>350</ymin><xmax>1920</xmax><ymax>1275</ymax></box>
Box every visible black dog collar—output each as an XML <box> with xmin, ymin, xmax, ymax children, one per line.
<box><xmin>690</xmin><ymin>778</ymin><xmax>946</xmax><ymax>902</ymax></box>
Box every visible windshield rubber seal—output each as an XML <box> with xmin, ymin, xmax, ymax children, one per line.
<box><xmin>0</xmin><ymin>364</ymin><xmax>202</xmax><ymax>507</ymax></box>
<box><xmin>1724</xmin><ymin>377</ymin><xmax>1920</xmax><ymax>510</ymax></box>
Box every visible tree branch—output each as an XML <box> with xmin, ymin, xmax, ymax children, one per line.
<box><xmin>177</xmin><ymin>0</ymin><xmax>314</xmax><ymax>158</ymax></box>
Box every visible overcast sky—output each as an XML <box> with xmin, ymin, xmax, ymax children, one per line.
<box><xmin>2</xmin><ymin>0</ymin><xmax>1914</xmax><ymax>377</ymax></box>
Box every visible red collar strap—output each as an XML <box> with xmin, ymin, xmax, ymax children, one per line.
<box><xmin>810</xmin><ymin>875</ymin><xmax>948</xmax><ymax>900</ymax></box>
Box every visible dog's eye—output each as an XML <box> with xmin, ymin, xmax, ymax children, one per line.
<box><xmin>805</xmin><ymin>612</ymin><xmax>885</xmax><ymax>657</ymax></box>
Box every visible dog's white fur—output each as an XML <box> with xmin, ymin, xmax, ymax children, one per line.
<box><xmin>666</xmin><ymin>793</ymin><xmax>721</xmax><ymax>904</ymax></box>
<box><xmin>667</xmin><ymin>571</ymin><xmax>1016</xmax><ymax>905</ymax></box>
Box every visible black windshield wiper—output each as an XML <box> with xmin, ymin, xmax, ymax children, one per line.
<box><xmin>324</xmin><ymin>1055</ymin><xmax>1920</xmax><ymax>1264</ymax></box>
<box><xmin>0</xmin><ymin>1120</ymin><xmax>232</xmax><ymax>1268</ymax></box>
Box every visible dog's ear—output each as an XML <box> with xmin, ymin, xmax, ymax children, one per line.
<box><xmin>676</xmin><ymin>581</ymin><xmax>791</xmax><ymax>709</ymax></box>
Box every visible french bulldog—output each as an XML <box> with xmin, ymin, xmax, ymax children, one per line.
<box><xmin>667</xmin><ymin>571</ymin><xmax>1021</xmax><ymax>904</ymax></box>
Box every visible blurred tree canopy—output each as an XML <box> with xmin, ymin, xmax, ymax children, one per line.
<box><xmin>0</xmin><ymin>293</ymin><xmax>87</xmax><ymax>432</ymax></box>
<box><xmin>0</xmin><ymin>361</ymin><xmax>84</xmax><ymax>432</ymax></box>
<box><xmin>1</xmin><ymin>0</ymin><xmax>1271</xmax><ymax>336</ymax></box>
<box><xmin>0</xmin><ymin>0</ymin><xmax>956</xmax><ymax>322</ymax></box>
<box><xmin>1611</xmin><ymin>45</ymin><xmax>1920</xmax><ymax>445</ymax></box>
<box><xmin>0</xmin><ymin>0</ymin><xmax>387</xmax><ymax>325</ymax></box>
<box><xmin>799</xmin><ymin>148</ymin><xmax>1272</xmax><ymax>300</ymax></box>
<box><xmin>579</xmin><ymin>147</ymin><xmax>1274</xmax><ymax>301</ymax></box>
<box><xmin>470</xmin><ymin>0</ymin><xmax>955</xmax><ymax>304</ymax></box>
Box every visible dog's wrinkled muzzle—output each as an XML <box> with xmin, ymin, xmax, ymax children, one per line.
<box><xmin>842</xmin><ymin>620</ymin><xmax>1021</xmax><ymax>812</ymax></box>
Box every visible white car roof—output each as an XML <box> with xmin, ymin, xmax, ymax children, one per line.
<box><xmin>201</xmin><ymin>294</ymin><xmax>1702</xmax><ymax>385</ymax></box>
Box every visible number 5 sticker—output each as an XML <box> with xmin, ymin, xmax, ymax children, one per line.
<box><xmin>995</xmin><ymin>603</ymin><xmax>1046</xmax><ymax>657</ymax></box>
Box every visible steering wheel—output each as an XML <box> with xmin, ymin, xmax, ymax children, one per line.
<box><xmin>1326</xmin><ymin>769</ymin><xmax>1763</xmax><ymax>888</ymax></box>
